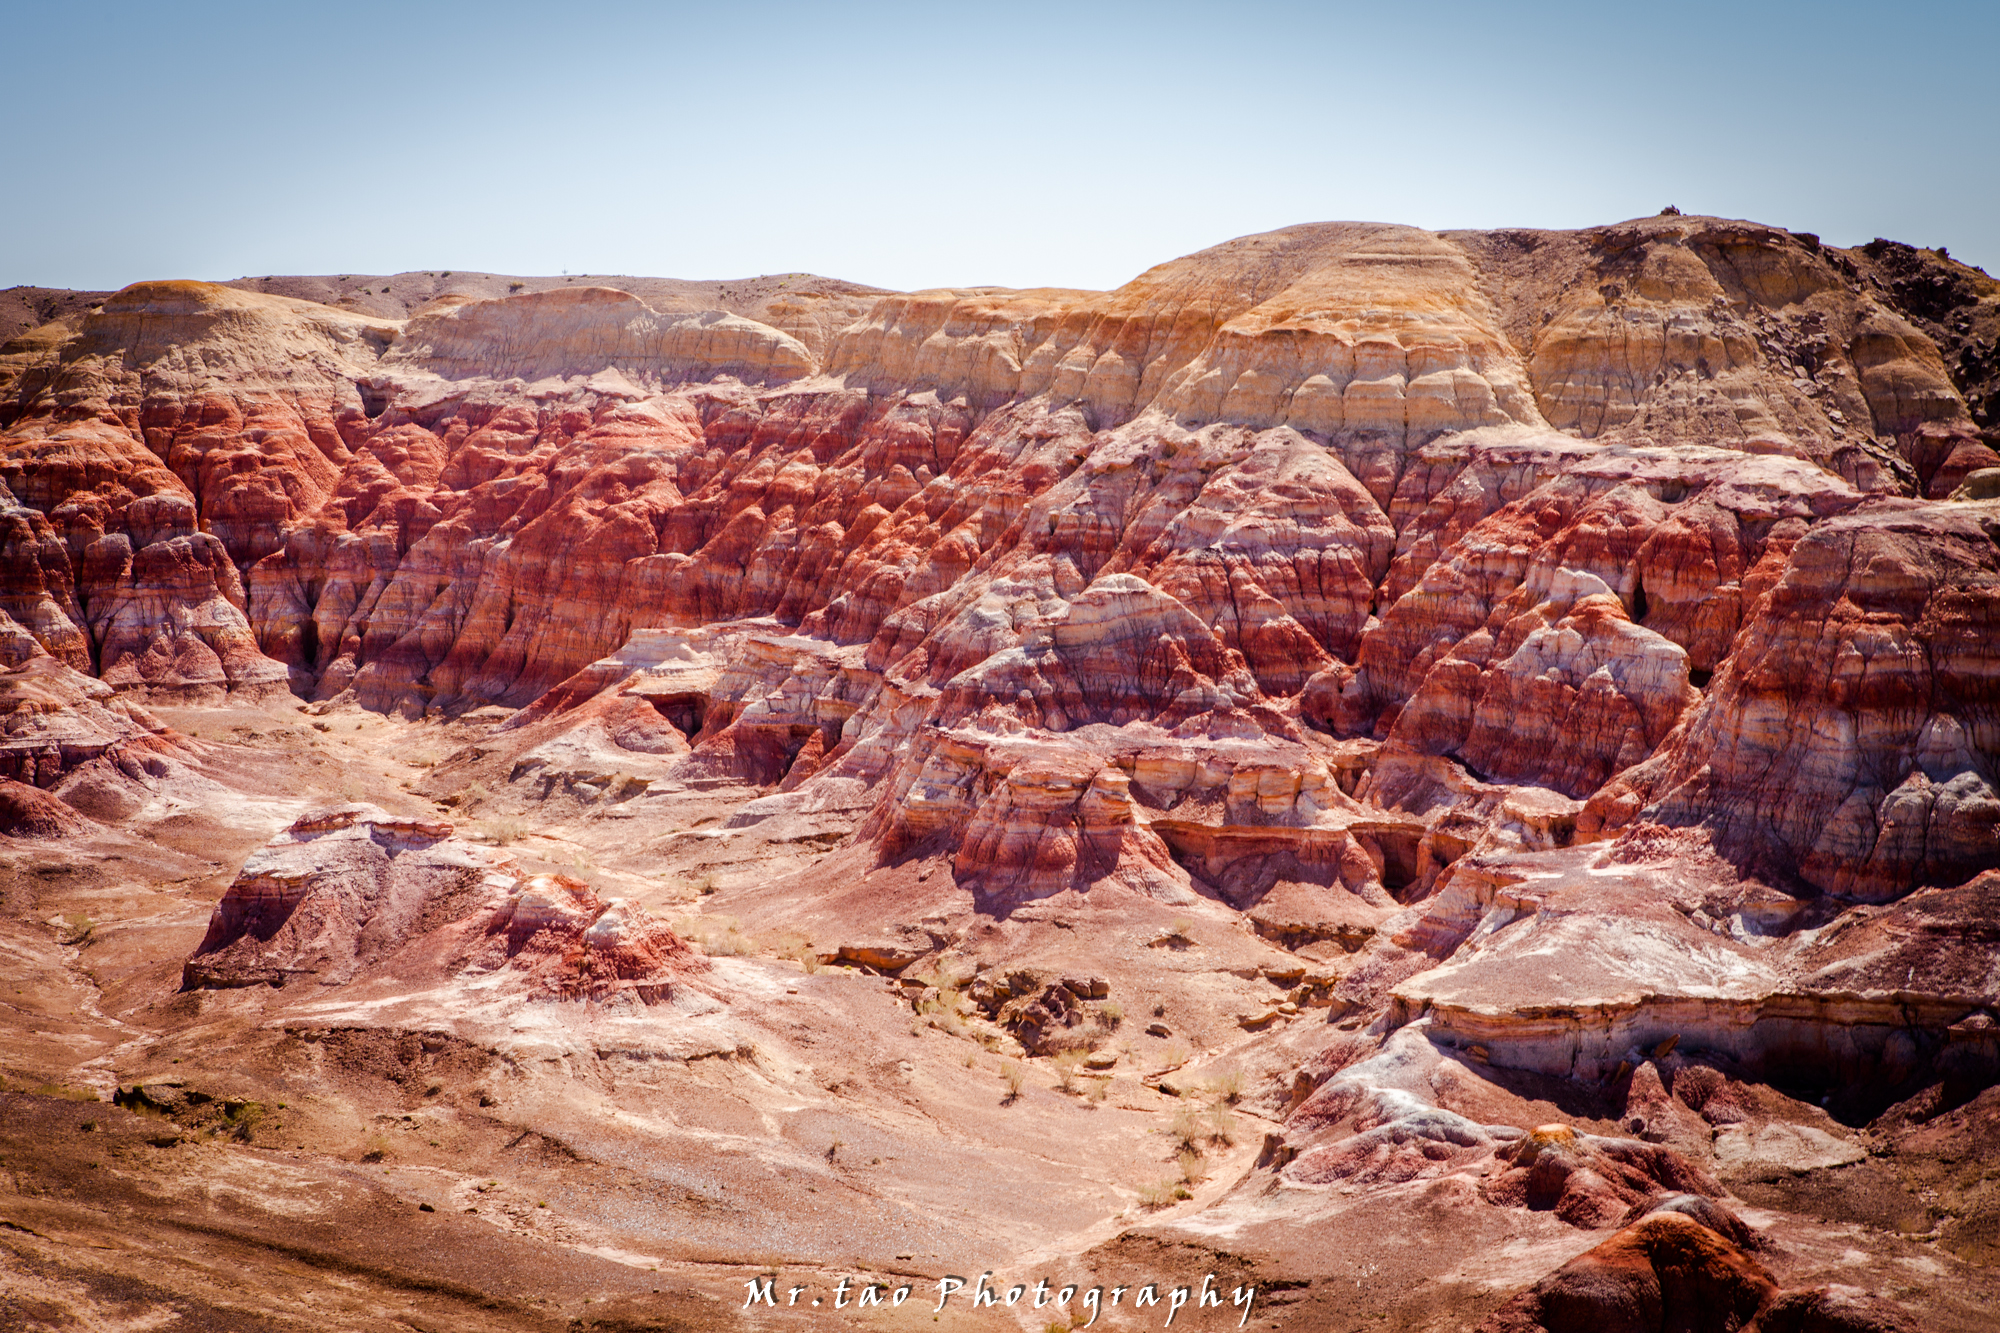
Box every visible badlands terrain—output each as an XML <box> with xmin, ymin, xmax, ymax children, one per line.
<box><xmin>1</xmin><ymin>214</ymin><xmax>1998</xmax><ymax>1332</ymax></box>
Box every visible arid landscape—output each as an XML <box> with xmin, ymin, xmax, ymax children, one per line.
<box><xmin>3</xmin><ymin>214</ymin><xmax>1998</xmax><ymax>1332</ymax></box>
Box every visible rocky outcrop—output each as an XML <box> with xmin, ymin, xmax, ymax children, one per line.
<box><xmin>183</xmin><ymin>804</ymin><xmax>705</xmax><ymax>1002</ymax></box>
<box><xmin>1479</xmin><ymin>1200</ymin><xmax>1924</xmax><ymax>1333</ymax></box>
<box><xmin>469</xmin><ymin>871</ymin><xmax>705</xmax><ymax>1004</ymax></box>
<box><xmin>1</xmin><ymin>282</ymin><xmax>394</xmax><ymax>701</ymax></box>
<box><xmin>1378</xmin><ymin>844</ymin><xmax>1999</xmax><ymax>1114</ymax></box>
<box><xmin>86</xmin><ymin>531</ymin><xmax>287</xmax><ymax>698</ymax></box>
<box><xmin>1607</xmin><ymin>500</ymin><xmax>2000</xmax><ymax>901</ymax></box>
<box><xmin>1456</xmin><ymin>219</ymin><xmax>1978</xmax><ymax>486</ymax></box>
<box><xmin>2</xmin><ymin>214</ymin><xmax>1995</xmax><ymax>913</ymax></box>
<box><xmin>0</xmin><ymin>776</ymin><xmax>95</xmax><ymax>838</ymax></box>
<box><xmin>184</xmin><ymin>804</ymin><xmax>491</xmax><ymax>989</ymax></box>
<box><xmin>1258</xmin><ymin>1019</ymin><xmax>1729</xmax><ymax>1243</ymax></box>
<box><xmin>1336</xmin><ymin>443</ymin><xmax>1865</xmax><ymax>739</ymax></box>
<box><xmin>1478</xmin><ymin>1125</ymin><xmax>1722</xmax><ymax>1229</ymax></box>
<box><xmin>0</xmin><ymin>608</ymin><xmax>177</xmax><ymax>793</ymax></box>
<box><xmin>1845</xmin><ymin>238</ymin><xmax>2000</xmax><ymax>444</ymax></box>
<box><xmin>1478</xmin><ymin>1210</ymin><xmax>1777</xmax><ymax>1333</ymax></box>
<box><xmin>388</xmin><ymin>286</ymin><xmax>817</xmax><ymax>385</ymax></box>
<box><xmin>6</xmin><ymin>218</ymin><xmax>1993</xmax><ymax>1333</ymax></box>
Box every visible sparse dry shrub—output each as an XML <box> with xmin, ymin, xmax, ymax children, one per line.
<box><xmin>672</xmin><ymin>915</ymin><xmax>747</xmax><ymax>956</ymax></box>
<box><xmin>1205</xmin><ymin>1105</ymin><xmax>1238</xmax><ymax>1145</ymax></box>
<box><xmin>1204</xmin><ymin>1069</ymin><xmax>1244</xmax><ymax>1104</ymax></box>
<box><xmin>1170</xmin><ymin>1105</ymin><xmax>1205</xmax><ymax>1150</ymax></box>
<box><xmin>1178</xmin><ymin>1148</ymin><xmax>1205</xmax><ymax>1184</ymax></box>
<box><xmin>481</xmin><ymin>816</ymin><xmax>527</xmax><ymax>846</ymax></box>
<box><xmin>1037</xmin><ymin>1023</ymin><xmax>1094</xmax><ymax>1056</ymax></box>
<box><xmin>770</xmin><ymin>932</ymin><xmax>821</xmax><ymax>973</ymax></box>
<box><xmin>1001</xmin><ymin>1061</ymin><xmax>1026</xmax><ymax>1101</ymax></box>
<box><xmin>697</xmin><ymin>919</ymin><xmax>749</xmax><ymax>956</ymax></box>
<box><xmin>225</xmin><ymin>1101</ymin><xmax>266</xmax><ymax>1142</ymax></box>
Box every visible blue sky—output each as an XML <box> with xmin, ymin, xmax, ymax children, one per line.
<box><xmin>6</xmin><ymin>0</ymin><xmax>1996</xmax><ymax>292</ymax></box>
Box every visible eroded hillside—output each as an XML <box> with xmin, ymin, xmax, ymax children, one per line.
<box><xmin>2</xmin><ymin>215</ymin><xmax>1997</xmax><ymax>1333</ymax></box>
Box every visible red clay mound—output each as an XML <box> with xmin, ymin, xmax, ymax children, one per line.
<box><xmin>1480</xmin><ymin>1210</ymin><xmax>1776</xmax><ymax>1333</ymax></box>
<box><xmin>184</xmin><ymin>807</ymin><xmax>706</xmax><ymax>1004</ymax></box>
<box><xmin>183</xmin><ymin>804</ymin><xmax>480</xmax><ymax>988</ymax></box>
<box><xmin>0</xmin><ymin>777</ymin><xmax>96</xmax><ymax>839</ymax></box>
<box><xmin>1481</xmin><ymin>1123</ymin><xmax>1723</xmax><ymax>1229</ymax></box>
<box><xmin>466</xmin><ymin>872</ymin><xmax>706</xmax><ymax>1003</ymax></box>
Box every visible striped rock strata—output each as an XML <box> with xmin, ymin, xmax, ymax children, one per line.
<box><xmin>4</xmin><ymin>216</ymin><xmax>1997</xmax><ymax>1333</ymax></box>
<box><xmin>184</xmin><ymin>804</ymin><xmax>704</xmax><ymax>1003</ymax></box>
<box><xmin>0</xmin><ymin>220</ymin><xmax>1993</xmax><ymax>917</ymax></box>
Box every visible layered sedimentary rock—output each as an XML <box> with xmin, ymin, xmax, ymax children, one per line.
<box><xmin>1478</xmin><ymin>1198</ymin><xmax>1925</xmax><ymax>1333</ymax></box>
<box><xmin>5</xmin><ymin>215</ymin><xmax>1998</xmax><ymax>1333</ymax></box>
<box><xmin>0</xmin><ymin>282</ymin><xmax>393</xmax><ymax>700</ymax></box>
<box><xmin>392</xmin><ymin>285</ymin><xmax>817</xmax><ymax>385</ymax></box>
<box><xmin>184</xmin><ymin>804</ymin><xmax>704</xmax><ymax>1002</ymax></box>
<box><xmin>3</xmin><ymin>213</ymin><xmax>1993</xmax><ymax>914</ymax></box>
<box><xmin>184</xmin><ymin>804</ymin><xmax>495</xmax><ymax>989</ymax></box>
<box><xmin>1610</xmin><ymin>499</ymin><xmax>2000</xmax><ymax>901</ymax></box>
<box><xmin>1278</xmin><ymin>1025</ymin><xmax>1723</xmax><ymax>1225</ymax></box>
<box><xmin>0</xmin><ymin>601</ymin><xmax>177</xmax><ymax>790</ymax></box>
<box><xmin>1453</xmin><ymin>220</ymin><xmax>1990</xmax><ymax>491</ymax></box>
<box><xmin>0</xmin><ymin>775</ymin><xmax>95</xmax><ymax>837</ymax></box>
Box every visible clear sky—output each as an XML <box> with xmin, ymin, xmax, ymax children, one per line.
<box><xmin>6</xmin><ymin>0</ymin><xmax>1996</xmax><ymax>293</ymax></box>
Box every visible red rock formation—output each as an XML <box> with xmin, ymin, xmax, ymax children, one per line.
<box><xmin>468</xmin><ymin>872</ymin><xmax>705</xmax><ymax>1004</ymax></box>
<box><xmin>1480</xmin><ymin>1197</ymin><xmax>1923</xmax><ymax>1333</ymax></box>
<box><xmin>184</xmin><ymin>804</ymin><xmax>486</xmax><ymax>989</ymax></box>
<box><xmin>1605</xmin><ymin>499</ymin><xmax>2000</xmax><ymax>901</ymax></box>
<box><xmin>1478</xmin><ymin>1124</ymin><xmax>1720</xmax><ymax>1229</ymax></box>
<box><xmin>10</xmin><ymin>219</ymin><xmax>1993</xmax><ymax>1333</ymax></box>
<box><xmin>0</xmin><ymin>776</ymin><xmax>95</xmax><ymax>838</ymax></box>
<box><xmin>0</xmin><ymin>609</ymin><xmax>177</xmax><ymax>793</ymax></box>
<box><xmin>183</xmin><ymin>805</ymin><xmax>705</xmax><ymax>1002</ymax></box>
<box><xmin>1</xmin><ymin>215</ymin><xmax>1993</xmax><ymax>911</ymax></box>
<box><xmin>1478</xmin><ymin>1210</ymin><xmax>1777</xmax><ymax>1333</ymax></box>
<box><xmin>941</xmin><ymin>740</ymin><xmax>1182</xmax><ymax>906</ymax></box>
